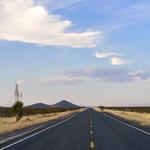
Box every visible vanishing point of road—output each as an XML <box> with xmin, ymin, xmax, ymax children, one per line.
<box><xmin>0</xmin><ymin>108</ymin><xmax>150</xmax><ymax>150</ymax></box>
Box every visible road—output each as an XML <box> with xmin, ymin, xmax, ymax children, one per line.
<box><xmin>0</xmin><ymin>108</ymin><xmax>150</xmax><ymax>150</ymax></box>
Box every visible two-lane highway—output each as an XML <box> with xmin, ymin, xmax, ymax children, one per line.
<box><xmin>0</xmin><ymin>108</ymin><xmax>150</xmax><ymax>150</ymax></box>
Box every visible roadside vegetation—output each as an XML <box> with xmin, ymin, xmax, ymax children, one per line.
<box><xmin>97</xmin><ymin>107</ymin><xmax>150</xmax><ymax>127</ymax></box>
<box><xmin>102</xmin><ymin>106</ymin><xmax>150</xmax><ymax>113</ymax></box>
<box><xmin>0</xmin><ymin>107</ymin><xmax>80</xmax><ymax>117</ymax></box>
<box><xmin>0</xmin><ymin>108</ymin><xmax>83</xmax><ymax>134</ymax></box>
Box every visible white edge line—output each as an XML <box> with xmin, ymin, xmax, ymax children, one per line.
<box><xmin>0</xmin><ymin>126</ymin><xmax>44</xmax><ymax>145</ymax></box>
<box><xmin>103</xmin><ymin>113</ymin><xmax>150</xmax><ymax>136</ymax></box>
<box><xmin>0</xmin><ymin>112</ymin><xmax>79</xmax><ymax>150</ymax></box>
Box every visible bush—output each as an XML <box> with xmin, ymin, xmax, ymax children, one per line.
<box><xmin>12</xmin><ymin>101</ymin><xmax>24</xmax><ymax>122</ymax></box>
<box><xmin>99</xmin><ymin>106</ymin><xmax>104</xmax><ymax>111</ymax></box>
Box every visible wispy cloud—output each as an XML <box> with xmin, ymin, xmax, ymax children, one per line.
<box><xmin>45</xmin><ymin>68</ymin><xmax>150</xmax><ymax>84</ymax></box>
<box><xmin>0</xmin><ymin>0</ymin><xmax>101</xmax><ymax>48</ymax></box>
<box><xmin>95</xmin><ymin>51</ymin><xmax>121</xmax><ymax>59</ymax></box>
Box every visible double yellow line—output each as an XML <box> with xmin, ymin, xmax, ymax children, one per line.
<box><xmin>90</xmin><ymin>141</ymin><xmax>95</xmax><ymax>149</ymax></box>
<box><xmin>89</xmin><ymin>115</ymin><xmax>95</xmax><ymax>149</ymax></box>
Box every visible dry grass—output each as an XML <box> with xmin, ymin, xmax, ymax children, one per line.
<box><xmin>96</xmin><ymin>108</ymin><xmax>150</xmax><ymax>127</ymax></box>
<box><xmin>0</xmin><ymin>109</ymin><xmax>83</xmax><ymax>134</ymax></box>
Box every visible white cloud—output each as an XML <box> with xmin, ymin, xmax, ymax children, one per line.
<box><xmin>111</xmin><ymin>57</ymin><xmax>130</xmax><ymax>65</ymax></box>
<box><xmin>95</xmin><ymin>51</ymin><xmax>121</xmax><ymax>59</ymax></box>
<box><xmin>95</xmin><ymin>51</ymin><xmax>130</xmax><ymax>66</ymax></box>
<box><xmin>129</xmin><ymin>70</ymin><xmax>150</xmax><ymax>81</ymax></box>
<box><xmin>0</xmin><ymin>0</ymin><xmax>101</xmax><ymax>48</ymax></box>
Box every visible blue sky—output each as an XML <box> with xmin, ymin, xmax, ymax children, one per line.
<box><xmin>0</xmin><ymin>0</ymin><xmax>150</xmax><ymax>106</ymax></box>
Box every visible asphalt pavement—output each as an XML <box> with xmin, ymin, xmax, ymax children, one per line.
<box><xmin>0</xmin><ymin>108</ymin><xmax>150</xmax><ymax>150</ymax></box>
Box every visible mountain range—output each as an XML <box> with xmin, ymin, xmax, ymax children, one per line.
<box><xmin>27</xmin><ymin>100</ymin><xmax>79</xmax><ymax>109</ymax></box>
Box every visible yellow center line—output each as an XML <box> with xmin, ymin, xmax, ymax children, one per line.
<box><xmin>89</xmin><ymin>115</ymin><xmax>95</xmax><ymax>149</ymax></box>
<box><xmin>90</xmin><ymin>141</ymin><xmax>95</xmax><ymax>149</ymax></box>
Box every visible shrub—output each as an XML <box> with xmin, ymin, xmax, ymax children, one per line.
<box><xmin>99</xmin><ymin>106</ymin><xmax>104</xmax><ymax>111</ymax></box>
<box><xmin>12</xmin><ymin>101</ymin><xmax>24</xmax><ymax>122</ymax></box>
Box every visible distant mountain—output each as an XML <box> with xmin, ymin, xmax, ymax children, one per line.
<box><xmin>26</xmin><ymin>100</ymin><xmax>79</xmax><ymax>109</ymax></box>
<box><xmin>27</xmin><ymin>103</ymin><xmax>49</xmax><ymax>108</ymax></box>
<box><xmin>50</xmin><ymin>100</ymin><xmax>79</xmax><ymax>109</ymax></box>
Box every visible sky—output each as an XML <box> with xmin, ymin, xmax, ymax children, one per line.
<box><xmin>0</xmin><ymin>0</ymin><xmax>150</xmax><ymax>107</ymax></box>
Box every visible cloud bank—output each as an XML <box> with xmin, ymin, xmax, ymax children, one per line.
<box><xmin>0</xmin><ymin>0</ymin><xmax>101</xmax><ymax>48</ymax></box>
<box><xmin>46</xmin><ymin>68</ymin><xmax>150</xmax><ymax>85</ymax></box>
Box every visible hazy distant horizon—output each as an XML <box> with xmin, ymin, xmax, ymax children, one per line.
<box><xmin>0</xmin><ymin>0</ymin><xmax>150</xmax><ymax>107</ymax></box>
<box><xmin>1</xmin><ymin>98</ymin><xmax>150</xmax><ymax>108</ymax></box>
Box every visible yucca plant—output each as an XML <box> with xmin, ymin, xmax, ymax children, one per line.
<box><xmin>13</xmin><ymin>83</ymin><xmax>24</xmax><ymax>122</ymax></box>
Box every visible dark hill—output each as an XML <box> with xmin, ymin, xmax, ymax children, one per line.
<box><xmin>50</xmin><ymin>100</ymin><xmax>79</xmax><ymax>109</ymax></box>
<box><xmin>27</xmin><ymin>103</ymin><xmax>49</xmax><ymax>108</ymax></box>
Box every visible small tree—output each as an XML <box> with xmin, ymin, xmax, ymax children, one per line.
<box><xmin>13</xmin><ymin>83</ymin><xmax>24</xmax><ymax>122</ymax></box>
<box><xmin>12</xmin><ymin>101</ymin><xmax>24</xmax><ymax>122</ymax></box>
